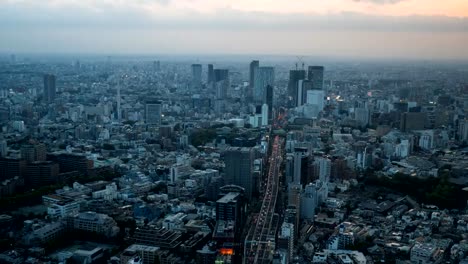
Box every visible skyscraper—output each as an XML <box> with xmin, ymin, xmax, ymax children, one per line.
<box><xmin>214</xmin><ymin>69</ymin><xmax>229</xmax><ymax>82</ymax></box>
<box><xmin>43</xmin><ymin>74</ymin><xmax>56</xmax><ymax>103</ymax></box>
<box><xmin>297</xmin><ymin>80</ymin><xmax>313</xmax><ymax>107</ymax></box>
<box><xmin>207</xmin><ymin>64</ymin><xmax>214</xmax><ymax>84</ymax></box>
<box><xmin>265</xmin><ymin>84</ymin><xmax>273</xmax><ymax>122</ymax></box>
<box><xmin>224</xmin><ymin>147</ymin><xmax>254</xmax><ymax>199</ymax></box>
<box><xmin>191</xmin><ymin>64</ymin><xmax>202</xmax><ymax>88</ymax></box>
<box><xmin>308</xmin><ymin>66</ymin><xmax>325</xmax><ymax>90</ymax></box>
<box><xmin>253</xmin><ymin>66</ymin><xmax>274</xmax><ymax>103</ymax></box>
<box><xmin>288</xmin><ymin>70</ymin><xmax>306</xmax><ymax>107</ymax></box>
<box><xmin>145</xmin><ymin>101</ymin><xmax>162</xmax><ymax>125</ymax></box>
<box><xmin>249</xmin><ymin>60</ymin><xmax>259</xmax><ymax>101</ymax></box>
<box><xmin>214</xmin><ymin>69</ymin><xmax>229</xmax><ymax>100</ymax></box>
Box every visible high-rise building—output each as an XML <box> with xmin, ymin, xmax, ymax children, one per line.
<box><xmin>43</xmin><ymin>74</ymin><xmax>56</xmax><ymax>103</ymax></box>
<box><xmin>297</xmin><ymin>80</ymin><xmax>313</xmax><ymax>107</ymax></box>
<box><xmin>293</xmin><ymin>147</ymin><xmax>309</xmax><ymax>185</ymax></box>
<box><xmin>253</xmin><ymin>66</ymin><xmax>274</xmax><ymax>103</ymax></box>
<box><xmin>458</xmin><ymin>119</ymin><xmax>468</xmax><ymax>143</ymax></box>
<box><xmin>265</xmin><ymin>85</ymin><xmax>273</xmax><ymax>120</ymax></box>
<box><xmin>214</xmin><ymin>69</ymin><xmax>229</xmax><ymax>100</ymax></box>
<box><xmin>214</xmin><ymin>69</ymin><xmax>229</xmax><ymax>83</ymax></box>
<box><xmin>21</xmin><ymin>143</ymin><xmax>47</xmax><ymax>163</ymax></box>
<box><xmin>0</xmin><ymin>157</ymin><xmax>26</xmax><ymax>181</ymax></box>
<box><xmin>25</xmin><ymin>161</ymin><xmax>59</xmax><ymax>187</ymax></box>
<box><xmin>277</xmin><ymin>222</ymin><xmax>294</xmax><ymax>264</ymax></box>
<box><xmin>315</xmin><ymin>157</ymin><xmax>331</xmax><ymax>184</ymax></box>
<box><xmin>308</xmin><ymin>66</ymin><xmax>324</xmax><ymax>90</ymax></box>
<box><xmin>288</xmin><ymin>70</ymin><xmax>306</xmax><ymax>107</ymax></box>
<box><xmin>0</xmin><ymin>140</ymin><xmax>7</xmax><ymax>158</ymax></box>
<box><xmin>216</xmin><ymin>192</ymin><xmax>244</xmax><ymax>229</ymax></box>
<box><xmin>301</xmin><ymin>183</ymin><xmax>318</xmax><ymax>220</ymax></box>
<box><xmin>400</xmin><ymin>112</ymin><xmax>426</xmax><ymax>132</ymax></box>
<box><xmin>223</xmin><ymin>147</ymin><xmax>254</xmax><ymax>199</ymax></box>
<box><xmin>191</xmin><ymin>64</ymin><xmax>202</xmax><ymax>88</ymax></box>
<box><xmin>145</xmin><ymin>101</ymin><xmax>162</xmax><ymax>125</ymax></box>
<box><xmin>261</xmin><ymin>104</ymin><xmax>269</xmax><ymax>126</ymax></box>
<box><xmin>306</xmin><ymin>90</ymin><xmax>325</xmax><ymax>111</ymax></box>
<box><xmin>249</xmin><ymin>60</ymin><xmax>259</xmax><ymax>101</ymax></box>
<box><xmin>207</xmin><ymin>64</ymin><xmax>214</xmax><ymax>84</ymax></box>
<box><xmin>47</xmin><ymin>153</ymin><xmax>93</xmax><ymax>175</ymax></box>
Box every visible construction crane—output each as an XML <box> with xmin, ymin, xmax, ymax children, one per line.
<box><xmin>296</xmin><ymin>56</ymin><xmax>305</xmax><ymax>70</ymax></box>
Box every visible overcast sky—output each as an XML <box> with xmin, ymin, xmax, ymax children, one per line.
<box><xmin>1</xmin><ymin>0</ymin><xmax>468</xmax><ymax>60</ymax></box>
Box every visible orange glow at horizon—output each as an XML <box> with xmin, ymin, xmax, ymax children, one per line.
<box><xmin>169</xmin><ymin>0</ymin><xmax>468</xmax><ymax>17</ymax></box>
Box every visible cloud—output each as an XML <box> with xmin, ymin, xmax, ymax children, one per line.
<box><xmin>0</xmin><ymin>0</ymin><xmax>467</xmax><ymax>59</ymax></box>
<box><xmin>0</xmin><ymin>1</ymin><xmax>467</xmax><ymax>33</ymax></box>
<box><xmin>352</xmin><ymin>0</ymin><xmax>406</xmax><ymax>4</ymax></box>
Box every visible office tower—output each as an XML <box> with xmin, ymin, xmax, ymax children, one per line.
<box><xmin>224</xmin><ymin>147</ymin><xmax>254</xmax><ymax>199</ymax></box>
<box><xmin>292</xmin><ymin>147</ymin><xmax>308</xmax><ymax>185</ymax></box>
<box><xmin>305</xmin><ymin>89</ymin><xmax>325</xmax><ymax>118</ymax></box>
<box><xmin>315</xmin><ymin>157</ymin><xmax>331</xmax><ymax>184</ymax></box>
<box><xmin>297</xmin><ymin>80</ymin><xmax>313</xmax><ymax>107</ymax></box>
<box><xmin>43</xmin><ymin>74</ymin><xmax>56</xmax><ymax>103</ymax></box>
<box><xmin>47</xmin><ymin>153</ymin><xmax>93</xmax><ymax>175</ymax></box>
<box><xmin>301</xmin><ymin>183</ymin><xmax>318</xmax><ymax>220</ymax></box>
<box><xmin>308</xmin><ymin>66</ymin><xmax>324</xmax><ymax>90</ymax></box>
<box><xmin>261</xmin><ymin>104</ymin><xmax>268</xmax><ymax>126</ymax></box>
<box><xmin>277</xmin><ymin>222</ymin><xmax>294</xmax><ymax>264</ymax></box>
<box><xmin>214</xmin><ymin>69</ymin><xmax>229</xmax><ymax>101</ymax></box>
<box><xmin>216</xmin><ymin>192</ymin><xmax>244</xmax><ymax>226</ymax></box>
<box><xmin>253</xmin><ymin>66</ymin><xmax>274</xmax><ymax>103</ymax></box>
<box><xmin>145</xmin><ymin>101</ymin><xmax>162</xmax><ymax>125</ymax></box>
<box><xmin>207</xmin><ymin>64</ymin><xmax>214</xmax><ymax>84</ymax></box>
<box><xmin>249</xmin><ymin>60</ymin><xmax>259</xmax><ymax>101</ymax></box>
<box><xmin>196</xmin><ymin>244</ymin><xmax>217</xmax><ymax>264</ymax></box>
<box><xmin>265</xmin><ymin>85</ymin><xmax>273</xmax><ymax>118</ymax></box>
<box><xmin>306</xmin><ymin>90</ymin><xmax>325</xmax><ymax>111</ymax></box>
<box><xmin>214</xmin><ymin>69</ymin><xmax>229</xmax><ymax>83</ymax></box>
<box><xmin>400</xmin><ymin>112</ymin><xmax>426</xmax><ymax>132</ymax></box>
<box><xmin>191</xmin><ymin>64</ymin><xmax>202</xmax><ymax>88</ymax></box>
<box><xmin>288</xmin><ymin>70</ymin><xmax>306</xmax><ymax>107</ymax></box>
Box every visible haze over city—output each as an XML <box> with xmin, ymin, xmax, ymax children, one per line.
<box><xmin>1</xmin><ymin>0</ymin><xmax>468</xmax><ymax>59</ymax></box>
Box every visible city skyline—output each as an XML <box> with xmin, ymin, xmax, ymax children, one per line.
<box><xmin>0</xmin><ymin>0</ymin><xmax>468</xmax><ymax>59</ymax></box>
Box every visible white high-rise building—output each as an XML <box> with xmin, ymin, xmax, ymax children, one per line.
<box><xmin>261</xmin><ymin>103</ymin><xmax>269</xmax><ymax>126</ymax></box>
<box><xmin>301</xmin><ymin>183</ymin><xmax>318</xmax><ymax>220</ymax></box>
<box><xmin>419</xmin><ymin>130</ymin><xmax>434</xmax><ymax>150</ymax></box>
<box><xmin>315</xmin><ymin>157</ymin><xmax>331</xmax><ymax>184</ymax></box>
<box><xmin>305</xmin><ymin>90</ymin><xmax>325</xmax><ymax>118</ymax></box>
